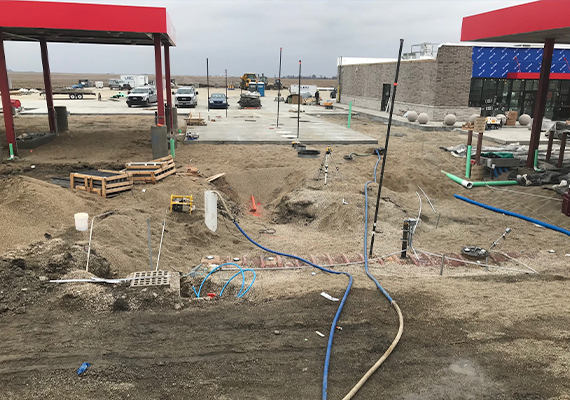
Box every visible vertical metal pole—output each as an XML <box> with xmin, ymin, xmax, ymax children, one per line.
<box><xmin>153</xmin><ymin>34</ymin><xmax>165</xmax><ymax>125</ymax></box>
<box><xmin>225</xmin><ymin>69</ymin><xmax>228</xmax><ymax>118</ymax></box>
<box><xmin>39</xmin><ymin>38</ymin><xmax>56</xmax><ymax>133</ymax></box>
<box><xmin>164</xmin><ymin>43</ymin><xmax>173</xmax><ymax>133</ymax></box>
<box><xmin>277</xmin><ymin>47</ymin><xmax>282</xmax><ymax>128</ymax></box>
<box><xmin>297</xmin><ymin>60</ymin><xmax>301</xmax><ymax>139</ymax></box>
<box><xmin>401</xmin><ymin>220</ymin><xmax>409</xmax><ymax>259</ymax></box>
<box><xmin>369</xmin><ymin>39</ymin><xmax>404</xmax><ymax>256</ymax></box>
<box><xmin>0</xmin><ymin>30</ymin><xmax>17</xmax><ymax>157</ymax></box>
<box><xmin>147</xmin><ymin>218</ymin><xmax>153</xmax><ymax>271</ymax></box>
<box><xmin>527</xmin><ymin>38</ymin><xmax>555</xmax><ymax>167</ymax></box>
<box><xmin>206</xmin><ymin>58</ymin><xmax>210</xmax><ymax>117</ymax></box>
<box><xmin>439</xmin><ymin>255</ymin><xmax>445</xmax><ymax>276</ymax></box>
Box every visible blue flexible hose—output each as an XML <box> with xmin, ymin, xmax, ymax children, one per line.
<box><xmin>220</xmin><ymin>269</ymin><xmax>256</xmax><ymax>298</ymax></box>
<box><xmin>454</xmin><ymin>194</ymin><xmax>570</xmax><ymax>237</ymax></box>
<box><xmin>233</xmin><ymin>221</ymin><xmax>353</xmax><ymax>400</ymax></box>
<box><xmin>194</xmin><ymin>262</ymin><xmax>246</xmax><ymax>298</ymax></box>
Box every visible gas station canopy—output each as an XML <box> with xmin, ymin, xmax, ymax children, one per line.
<box><xmin>0</xmin><ymin>0</ymin><xmax>175</xmax><ymax>46</ymax></box>
<box><xmin>461</xmin><ymin>0</ymin><xmax>570</xmax><ymax>44</ymax></box>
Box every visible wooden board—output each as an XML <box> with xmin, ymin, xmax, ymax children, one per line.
<box><xmin>206</xmin><ymin>173</ymin><xmax>225</xmax><ymax>182</ymax></box>
<box><xmin>506</xmin><ymin>111</ymin><xmax>518</xmax><ymax>126</ymax></box>
<box><xmin>124</xmin><ymin>155</ymin><xmax>177</xmax><ymax>184</ymax></box>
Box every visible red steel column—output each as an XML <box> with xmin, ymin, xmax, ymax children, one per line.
<box><xmin>527</xmin><ymin>38</ymin><xmax>555</xmax><ymax>167</ymax></box>
<box><xmin>164</xmin><ymin>43</ymin><xmax>173</xmax><ymax>133</ymax></box>
<box><xmin>40</xmin><ymin>38</ymin><xmax>56</xmax><ymax>133</ymax></box>
<box><xmin>0</xmin><ymin>30</ymin><xmax>17</xmax><ymax>156</ymax></box>
<box><xmin>153</xmin><ymin>33</ymin><xmax>165</xmax><ymax>125</ymax></box>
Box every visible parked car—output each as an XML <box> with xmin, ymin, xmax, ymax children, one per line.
<box><xmin>126</xmin><ymin>86</ymin><xmax>157</xmax><ymax>107</ymax></box>
<box><xmin>208</xmin><ymin>93</ymin><xmax>229</xmax><ymax>109</ymax></box>
<box><xmin>175</xmin><ymin>86</ymin><xmax>198</xmax><ymax>108</ymax></box>
<box><xmin>109</xmin><ymin>79</ymin><xmax>131</xmax><ymax>90</ymax></box>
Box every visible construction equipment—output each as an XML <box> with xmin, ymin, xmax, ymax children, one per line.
<box><xmin>314</xmin><ymin>147</ymin><xmax>342</xmax><ymax>185</ymax></box>
<box><xmin>170</xmin><ymin>195</ymin><xmax>194</xmax><ymax>214</ymax></box>
<box><xmin>240</xmin><ymin>73</ymin><xmax>257</xmax><ymax>90</ymax></box>
<box><xmin>273</xmin><ymin>78</ymin><xmax>282</xmax><ymax>91</ymax></box>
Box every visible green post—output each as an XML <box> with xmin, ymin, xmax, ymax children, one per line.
<box><xmin>170</xmin><ymin>138</ymin><xmax>175</xmax><ymax>159</ymax></box>
<box><xmin>465</xmin><ymin>145</ymin><xmax>472</xmax><ymax>179</ymax></box>
<box><xmin>534</xmin><ymin>149</ymin><xmax>539</xmax><ymax>169</ymax></box>
<box><xmin>347</xmin><ymin>101</ymin><xmax>352</xmax><ymax>128</ymax></box>
<box><xmin>8</xmin><ymin>143</ymin><xmax>14</xmax><ymax>159</ymax></box>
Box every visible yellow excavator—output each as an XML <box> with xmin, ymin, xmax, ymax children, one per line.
<box><xmin>240</xmin><ymin>73</ymin><xmax>257</xmax><ymax>90</ymax></box>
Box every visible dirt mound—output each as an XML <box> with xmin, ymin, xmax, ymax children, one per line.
<box><xmin>0</xmin><ymin>176</ymin><xmax>104</xmax><ymax>254</ymax></box>
<box><xmin>0</xmin><ymin>238</ymin><xmax>111</xmax><ymax>314</ymax></box>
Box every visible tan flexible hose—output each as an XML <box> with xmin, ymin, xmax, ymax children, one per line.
<box><xmin>342</xmin><ymin>301</ymin><xmax>403</xmax><ymax>400</ymax></box>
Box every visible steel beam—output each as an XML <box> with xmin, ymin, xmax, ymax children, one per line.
<box><xmin>527</xmin><ymin>38</ymin><xmax>555</xmax><ymax>167</ymax></box>
<box><xmin>164</xmin><ymin>43</ymin><xmax>172</xmax><ymax>133</ymax></box>
<box><xmin>153</xmin><ymin>33</ymin><xmax>165</xmax><ymax>125</ymax></box>
<box><xmin>0</xmin><ymin>30</ymin><xmax>17</xmax><ymax>156</ymax></box>
<box><xmin>40</xmin><ymin>38</ymin><xmax>56</xmax><ymax>133</ymax></box>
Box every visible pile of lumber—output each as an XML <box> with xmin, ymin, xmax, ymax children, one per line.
<box><xmin>185</xmin><ymin>112</ymin><xmax>206</xmax><ymax>126</ymax></box>
<box><xmin>238</xmin><ymin>92</ymin><xmax>262</xmax><ymax>108</ymax></box>
<box><xmin>70</xmin><ymin>170</ymin><xmax>133</xmax><ymax>198</ymax></box>
<box><xmin>124</xmin><ymin>155</ymin><xmax>176</xmax><ymax>184</ymax></box>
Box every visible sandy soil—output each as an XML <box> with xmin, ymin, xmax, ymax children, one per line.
<box><xmin>0</xmin><ymin>111</ymin><xmax>569</xmax><ymax>399</ymax></box>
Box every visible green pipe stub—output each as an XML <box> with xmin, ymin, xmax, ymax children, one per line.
<box><xmin>442</xmin><ymin>170</ymin><xmax>518</xmax><ymax>189</ymax></box>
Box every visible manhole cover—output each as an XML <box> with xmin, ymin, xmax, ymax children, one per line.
<box><xmin>130</xmin><ymin>270</ymin><xmax>170</xmax><ymax>287</ymax></box>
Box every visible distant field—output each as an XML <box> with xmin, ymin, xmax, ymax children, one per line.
<box><xmin>8</xmin><ymin>72</ymin><xmax>337</xmax><ymax>89</ymax></box>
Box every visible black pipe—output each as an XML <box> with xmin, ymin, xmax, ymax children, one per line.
<box><xmin>277</xmin><ymin>47</ymin><xmax>282</xmax><ymax>129</ymax></box>
<box><xmin>369</xmin><ymin>39</ymin><xmax>404</xmax><ymax>256</ymax></box>
<box><xmin>297</xmin><ymin>60</ymin><xmax>301</xmax><ymax>139</ymax></box>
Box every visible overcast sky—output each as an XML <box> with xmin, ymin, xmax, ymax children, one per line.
<box><xmin>3</xmin><ymin>0</ymin><xmax>528</xmax><ymax>77</ymax></box>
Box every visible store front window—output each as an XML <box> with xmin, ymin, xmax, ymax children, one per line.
<box><xmin>469</xmin><ymin>77</ymin><xmax>564</xmax><ymax>119</ymax></box>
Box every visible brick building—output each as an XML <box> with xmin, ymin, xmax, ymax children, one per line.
<box><xmin>338</xmin><ymin>43</ymin><xmax>570</xmax><ymax>121</ymax></box>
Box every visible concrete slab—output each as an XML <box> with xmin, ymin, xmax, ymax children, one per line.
<box><xmin>10</xmin><ymin>88</ymin><xmax>378</xmax><ymax>145</ymax></box>
<box><xmin>332</xmin><ymin>101</ymin><xmax>555</xmax><ymax>146</ymax></box>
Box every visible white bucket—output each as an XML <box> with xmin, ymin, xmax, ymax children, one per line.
<box><xmin>74</xmin><ymin>212</ymin><xmax>89</xmax><ymax>231</ymax></box>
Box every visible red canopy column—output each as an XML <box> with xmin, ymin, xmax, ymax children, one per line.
<box><xmin>526</xmin><ymin>38</ymin><xmax>555</xmax><ymax>167</ymax></box>
<box><xmin>164</xmin><ymin>43</ymin><xmax>172</xmax><ymax>133</ymax></box>
<box><xmin>39</xmin><ymin>38</ymin><xmax>56</xmax><ymax>133</ymax></box>
<box><xmin>153</xmin><ymin>33</ymin><xmax>165</xmax><ymax>125</ymax></box>
<box><xmin>0</xmin><ymin>30</ymin><xmax>17</xmax><ymax>156</ymax></box>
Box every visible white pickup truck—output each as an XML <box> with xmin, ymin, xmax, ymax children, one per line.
<box><xmin>126</xmin><ymin>87</ymin><xmax>157</xmax><ymax>107</ymax></box>
<box><xmin>174</xmin><ymin>86</ymin><xmax>198</xmax><ymax>108</ymax></box>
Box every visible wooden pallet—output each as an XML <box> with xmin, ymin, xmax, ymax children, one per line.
<box><xmin>185</xmin><ymin>112</ymin><xmax>207</xmax><ymax>126</ymax></box>
<box><xmin>124</xmin><ymin>155</ymin><xmax>177</xmax><ymax>184</ymax></box>
<box><xmin>70</xmin><ymin>170</ymin><xmax>133</xmax><ymax>198</ymax></box>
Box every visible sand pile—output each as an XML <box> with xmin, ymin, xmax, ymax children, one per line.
<box><xmin>0</xmin><ymin>176</ymin><xmax>104</xmax><ymax>254</ymax></box>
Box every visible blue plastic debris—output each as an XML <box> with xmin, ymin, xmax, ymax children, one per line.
<box><xmin>77</xmin><ymin>362</ymin><xmax>90</xmax><ymax>376</ymax></box>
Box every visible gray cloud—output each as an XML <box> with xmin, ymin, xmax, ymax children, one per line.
<box><xmin>3</xmin><ymin>0</ymin><xmax>527</xmax><ymax>77</ymax></box>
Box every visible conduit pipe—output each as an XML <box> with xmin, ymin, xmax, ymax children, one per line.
<box><xmin>454</xmin><ymin>194</ymin><xmax>570</xmax><ymax>237</ymax></box>
<box><xmin>442</xmin><ymin>170</ymin><xmax>518</xmax><ymax>189</ymax></box>
<box><xmin>465</xmin><ymin>144</ymin><xmax>472</xmax><ymax>178</ymax></box>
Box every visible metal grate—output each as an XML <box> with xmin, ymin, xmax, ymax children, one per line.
<box><xmin>130</xmin><ymin>270</ymin><xmax>170</xmax><ymax>287</ymax></box>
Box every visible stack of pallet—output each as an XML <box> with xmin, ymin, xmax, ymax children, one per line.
<box><xmin>124</xmin><ymin>155</ymin><xmax>177</xmax><ymax>184</ymax></box>
<box><xmin>70</xmin><ymin>170</ymin><xmax>133</xmax><ymax>198</ymax></box>
<box><xmin>185</xmin><ymin>112</ymin><xmax>206</xmax><ymax>126</ymax></box>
